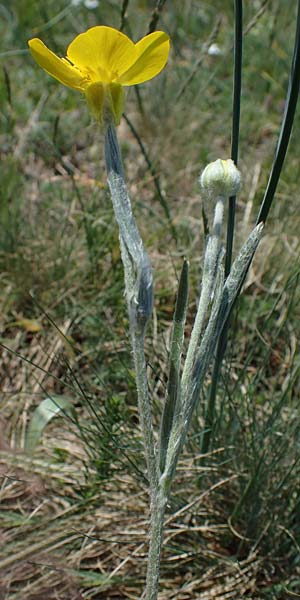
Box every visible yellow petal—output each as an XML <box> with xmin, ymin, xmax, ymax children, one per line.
<box><xmin>116</xmin><ymin>31</ymin><xmax>170</xmax><ymax>86</ymax></box>
<box><xmin>28</xmin><ymin>38</ymin><xmax>87</xmax><ymax>90</ymax></box>
<box><xmin>67</xmin><ymin>26</ymin><xmax>136</xmax><ymax>83</ymax></box>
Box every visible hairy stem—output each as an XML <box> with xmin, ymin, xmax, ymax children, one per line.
<box><xmin>105</xmin><ymin>123</ymin><xmax>158</xmax><ymax>491</ymax></box>
<box><xmin>181</xmin><ymin>196</ymin><xmax>225</xmax><ymax>408</ymax></box>
<box><xmin>144</xmin><ymin>485</ymin><xmax>167</xmax><ymax>600</ymax></box>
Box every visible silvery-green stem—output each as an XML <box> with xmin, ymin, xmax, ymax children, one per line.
<box><xmin>105</xmin><ymin>123</ymin><xmax>158</xmax><ymax>491</ymax></box>
<box><xmin>105</xmin><ymin>122</ymin><xmax>165</xmax><ymax>600</ymax></box>
<box><xmin>144</xmin><ymin>261</ymin><xmax>189</xmax><ymax>600</ymax></box>
<box><xmin>144</xmin><ymin>484</ymin><xmax>168</xmax><ymax>600</ymax></box>
<box><xmin>131</xmin><ymin>325</ymin><xmax>159</xmax><ymax>489</ymax></box>
<box><xmin>181</xmin><ymin>195</ymin><xmax>225</xmax><ymax>408</ymax></box>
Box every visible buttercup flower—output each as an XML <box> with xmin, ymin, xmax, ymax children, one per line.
<box><xmin>28</xmin><ymin>26</ymin><xmax>170</xmax><ymax>125</ymax></box>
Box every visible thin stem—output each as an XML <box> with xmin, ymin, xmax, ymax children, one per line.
<box><xmin>130</xmin><ymin>326</ymin><xmax>159</xmax><ymax>491</ymax></box>
<box><xmin>175</xmin><ymin>17</ymin><xmax>222</xmax><ymax>103</ymax></box>
<box><xmin>225</xmin><ymin>0</ymin><xmax>243</xmax><ymax>278</ymax></box>
<box><xmin>257</xmin><ymin>0</ymin><xmax>300</xmax><ymax>224</ymax></box>
<box><xmin>147</xmin><ymin>0</ymin><xmax>167</xmax><ymax>35</ymax></box>
<box><xmin>134</xmin><ymin>86</ymin><xmax>145</xmax><ymax>117</ymax></box>
<box><xmin>231</xmin><ymin>0</ymin><xmax>243</xmax><ymax>168</ymax></box>
<box><xmin>104</xmin><ymin>123</ymin><xmax>158</xmax><ymax>491</ymax></box>
<box><xmin>201</xmin><ymin>0</ymin><xmax>243</xmax><ymax>455</ymax></box>
<box><xmin>200</xmin><ymin>360</ymin><xmax>220</xmax><ymax>455</ymax></box>
<box><xmin>144</xmin><ymin>487</ymin><xmax>167</xmax><ymax>600</ymax></box>
<box><xmin>181</xmin><ymin>197</ymin><xmax>225</xmax><ymax>407</ymax></box>
<box><xmin>120</xmin><ymin>0</ymin><xmax>130</xmax><ymax>31</ymax></box>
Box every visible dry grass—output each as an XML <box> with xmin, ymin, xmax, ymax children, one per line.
<box><xmin>1</xmin><ymin>441</ymin><xmax>268</xmax><ymax>600</ymax></box>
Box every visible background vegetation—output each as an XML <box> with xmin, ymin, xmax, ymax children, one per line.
<box><xmin>1</xmin><ymin>0</ymin><xmax>300</xmax><ymax>598</ymax></box>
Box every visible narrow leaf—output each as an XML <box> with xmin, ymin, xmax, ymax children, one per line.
<box><xmin>223</xmin><ymin>222</ymin><xmax>264</xmax><ymax>307</ymax></box>
<box><xmin>159</xmin><ymin>259</ymin><xmax>189</xmax><ymax>473</ymax></box>
<box><xmin>163</xmin><ymin>257</ymin><xmax>224</xmax><ymax>484</ymax></box>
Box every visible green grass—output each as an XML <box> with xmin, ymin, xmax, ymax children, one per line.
<box><xmin>1</xmin><ymin>0</ymin><xmax>300</xmax><ymax>598</ymax></box>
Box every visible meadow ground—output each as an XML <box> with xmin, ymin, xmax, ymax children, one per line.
<box><xmin>1</xmin><ymin>1</ymin><xmax>300</xmax><ymax>598</ymax></box>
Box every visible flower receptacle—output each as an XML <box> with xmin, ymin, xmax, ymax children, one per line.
<box><xmin>85</xmin><ymin>82</ymin><xmax>125</xmax><ymax>125</ymax></box>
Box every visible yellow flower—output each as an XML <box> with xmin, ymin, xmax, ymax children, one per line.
<box><xmin>28</xmin><ymin>25</ymin><xmax>170</xmax><ymax>125</ymax></box>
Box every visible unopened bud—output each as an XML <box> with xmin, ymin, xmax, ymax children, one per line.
<box><xmin>200</xmin><ymin>158</ymin><xmax>241</xmax><ymax>198</ymax></box>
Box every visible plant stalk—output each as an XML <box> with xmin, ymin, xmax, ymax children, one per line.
<box><xmin>144</xmin><ymin>485</ymin><xmax>167</xmax><ymax>600</ymax></box>
<box><xmin>181</xmin><ymin>196</ymin><xmax>225</xmax><ymax>409</ymax></box>
<box><xmin>105</xmin><ymin>122</ymin><xmax>158</xmax><ymax>491</ymax></box>
<box><xmin>201</xmin><ymin>1</ymin><xmax>243</xmax><ymax>454</ymax></box>
<box><xmin>130</xmin><ymin>326</ymin><xmax>158</xmax><ymax>491</ymax></box>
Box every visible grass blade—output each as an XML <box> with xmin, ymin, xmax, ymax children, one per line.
<box><xmin>25</xmin><ymin>396</ymin><xmax>73</xmax><ymax>452</ymax></box>
<box><xmin>202</xmin><ymin>0</ymin><xmax>243</xmax><ymax>455</ymax></box>
<box><xmin>257</xmin><ymin>0</ymin><xmax>300</xmax><ymax>224</ymax></box>
<box><xmin>225</xmin><ymin>0</ymin><xmax>243</xmax><ymax>278</ymax></box>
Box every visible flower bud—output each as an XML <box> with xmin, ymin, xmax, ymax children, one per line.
<box><xmin>200</xmin><ymin>158</ymin><xmax>241</xmax><ymax>198</ymax></box>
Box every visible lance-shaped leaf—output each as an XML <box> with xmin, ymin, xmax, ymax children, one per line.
<box><xmin>162</xmin><ymin>257</ymin><xmax>225</xmax><ymax>485</ymax></box>
<box><xmin>159</xmin><ymin>259</ymin><xmax>189</xmax><ymax>473</ymax></box>
<box><xmin>200</xmin><ymin>222</ymin><xmax>264</xmax><ymax>454</ymax></box>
